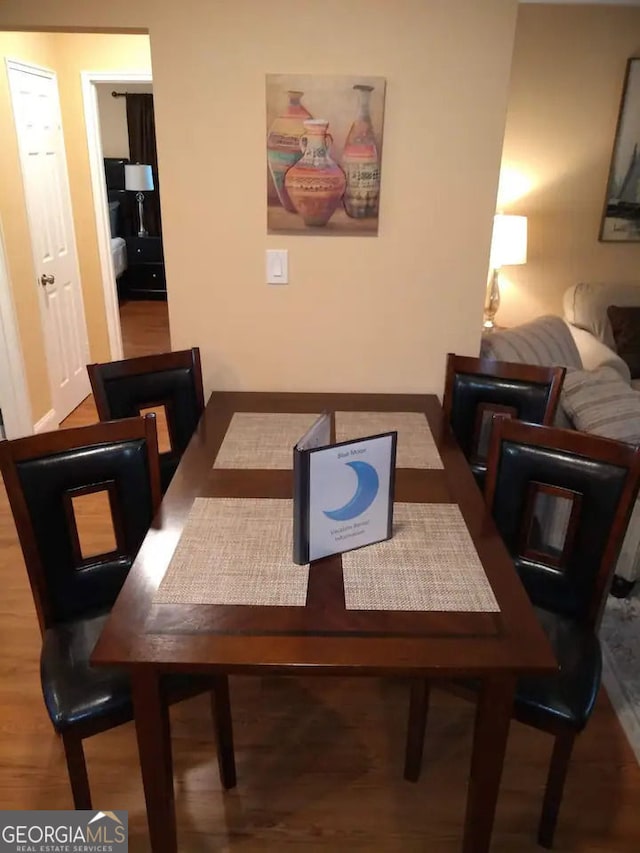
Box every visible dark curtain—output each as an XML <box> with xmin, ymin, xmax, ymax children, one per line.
<box><xmin>126</xmin><ymin>93</ymin><xmax>163</xmax><ymax>237</ymax></box>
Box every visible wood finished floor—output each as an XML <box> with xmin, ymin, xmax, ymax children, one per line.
<box><xmin>0</xmin><ymin>301</ymin><xmax>639</xmax><ymax>850</ymax></box>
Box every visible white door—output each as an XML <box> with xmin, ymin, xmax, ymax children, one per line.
<box><xmin>7</xmin><ymin>60</ymin><xmax>90</xmax><ymax>424</ymax></box>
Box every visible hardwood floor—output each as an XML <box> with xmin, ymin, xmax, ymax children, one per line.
<box><xmin>1</xmin><ymin>304</ymin><xmax>640</xmax><ymax>850</ymax></box>
<box><xmin>119</xmin><ymin>299</ymin><xmax>171</xmax><ymax>358</ymax></box>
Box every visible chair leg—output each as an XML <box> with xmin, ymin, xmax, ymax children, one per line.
<box><xmin>404</xmin><ymin>679</ymin><xmax>431</xmax><ymax>782</ymax></box>
<box><xmin>210</xmin><ymin>675</ymin><xmax>236</xmax><ymax>789</ymax></box>
<box><xmin>538</xmin><ymin>731</ymin><xmax>576</xmax><ymax>849</ymax></box>
<box><xmin>62</xmin><ymin>732</ymin><xmax>92</xmax><ymax>810</ymax></box>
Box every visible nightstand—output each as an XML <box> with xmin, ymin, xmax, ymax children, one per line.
<box><xmin>123</xmin><ymin>236</ymin><xmax>166</xmax><ymax>300</ymax></box>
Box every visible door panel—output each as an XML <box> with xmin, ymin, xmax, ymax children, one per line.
<box><xmin>7</xmin><ymin>60</ymin><xmax>90</xmax><ymax>424</ymax></box>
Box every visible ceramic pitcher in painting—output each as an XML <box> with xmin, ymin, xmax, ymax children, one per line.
<box><xmin>284</xmin><ymin>119</ymin><xmax>346</xmax><ymax>227</ymax></box>
<box><xmin>267</xmin><ymin>90</ymin><xmax>313</xmax><ymax>212</ymax></box>
<box><xmin>342</xmin><ymin>84</ymin><xmax>380</xmax><ymax>218</ymax></box>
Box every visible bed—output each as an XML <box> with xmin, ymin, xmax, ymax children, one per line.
<box><xmin>104</xmin><ymin>158</ymin><xmax>131</xmax><ymax>296</ymax></box>
<box><xmin>108</xmin><ymin>201</ymin><xmax>128</xmax><ymax>280</ymax></box>
<box><xmin>111</xmin><ymin>234</ymin><xmax>127</xmax><ymax>279</ymax></box>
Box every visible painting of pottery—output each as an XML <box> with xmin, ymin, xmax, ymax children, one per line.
<box><xmin>266</xmin><ymin>74</ymin><xmax>386</xmax><ymax>236</ymax></box>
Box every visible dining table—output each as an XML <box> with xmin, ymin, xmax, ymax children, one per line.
<box><xmin>91</xmin><ymin>390</ymin><xmax>556</xmax><ymax>853</ymax></box>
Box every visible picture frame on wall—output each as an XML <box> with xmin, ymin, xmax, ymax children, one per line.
<box><xmin>600</xmin><ymin>58</ymin><xmax>640</xmax><ymax>242</ymax></box>
<box><xmin>266</xmin><ymin>74</ymin><xmax>386</xmax><ymax>236</ymax></box>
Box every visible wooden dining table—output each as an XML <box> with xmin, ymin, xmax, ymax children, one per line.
<box><xmin>91</xmin><ymin>391</ymin><xmax>556</xmax><ymax>853</ymax></box>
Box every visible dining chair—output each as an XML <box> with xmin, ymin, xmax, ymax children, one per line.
<box><xmin>87</xmin><ymin>348</ymin><xmax>205</xmax><ymax>494</ymax></box>
<box><xmin>0</xmin><ymin>416</ymin><xmax>235</xmax><ymax>809</ymax></box>
<box><xmin>442</xmin><ymin>353</ymin><xmax>565</xmax><ymax>489</ymax></box>
<box><xmin>404</xmin><ymin>418</ymin><xmax>640</xmax><ymax>847</ymax></box>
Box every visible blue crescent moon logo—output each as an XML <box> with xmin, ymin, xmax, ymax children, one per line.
<box><xmin>323</xmin><ymin>460</ymin><xmax>379</xmax><ymax>521</ymax></box>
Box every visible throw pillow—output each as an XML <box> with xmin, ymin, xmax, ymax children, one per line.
<box><xmin>561</xmin><ymin>366</ymin><xmax>640</xmax><ymax>445</ymax></box>
<box><xmin>607</xmin><ymin>305</ymin><xmax>640</xmax><ymax>378</ymax></box>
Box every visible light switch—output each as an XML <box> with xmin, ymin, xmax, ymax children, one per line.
<box><xmin>266</xmin><ymin>249</ymin><xmax>288</xmax><ymax>284</ymax></box>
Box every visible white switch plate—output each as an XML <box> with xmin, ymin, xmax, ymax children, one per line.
<box><xmin>266</xmin><ymin>249</ymin><xmax>288</xmax><ymax>284</ymax></box>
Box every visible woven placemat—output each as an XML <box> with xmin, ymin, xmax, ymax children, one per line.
<box><xmin>213</xmin><ymin>413</ymin><xmax>321</xmax><ymax>469</ymax></box>
<box><xmin>336</xmin><ymin>411</ymin><xmax>443</xmax><ymax>469</ymax></box>
<box><xmin>154</xmin><ymin>498</ymin><xmax>308</xmax><ymax>606</ymax></box>
<box><xmin>342</xmin><ymin>503</ymin><xmax>499</xmax><ymax>612</ymax></box>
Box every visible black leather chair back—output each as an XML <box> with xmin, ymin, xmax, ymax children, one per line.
<box><xmin>485</xmin><ymin>419</ymin><xmax>640</xmax><ymax>628</ymax></box>
<box><xmin>87</xmin><ymin>348</ymin><xmax>204</xmax><ymax>493</ymax></box>
<box><xmin>0</xmin><ymin>417</ymin><xmax>161</xmax><ymax>631</ymax></box>
<box><xmin>443</xmin><ymin>354</ymin><xmax>565</xmax><ymax>487</ymax></box>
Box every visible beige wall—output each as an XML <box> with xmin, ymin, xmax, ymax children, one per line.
<box><xmin>0</xmin><ymin>0</ymin><xmax>519</xmax><ymax>397</ymax></box>
<box><xmin>0</xmin><ymin>30</ymin><xmax>151</xmax><ymax>423</ymax></box>
<box><xmin>498</xmin><ymin>4</ymin><xmax>640</xmax><ymax>328</ymax></box>
<box><xmin>97</xmin><ymin>81</ymin><xmax>153</xmax><ymax>158</ymax></box>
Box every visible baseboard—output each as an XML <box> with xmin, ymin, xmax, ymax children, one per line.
<box><xmin>33</xmin><ymin>409</ymin><xmax>57</xmax><ymax>434</ymax></box>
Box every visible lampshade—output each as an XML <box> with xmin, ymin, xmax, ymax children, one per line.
<box><xmin>124</xmin><ymin>163</ymin><xmax>154</xmax><ymax>192</ymax></box>
<box><xmin>490</xmin><ymin>214</ymin><xmax>527</xmax><ymax>268</ymax></box>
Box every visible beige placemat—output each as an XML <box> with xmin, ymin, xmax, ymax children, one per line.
<box><xmin>342</xmin><ymin>503</ymin><xmax>499</xmax><ymax>612</ymax></box>
<box><xmin>154</xmin><ymin>498</ymin><xmax>308</xmax><ymax>606</ymax></box>
<box><xmin>214</xmin><ymin>413</ymin><xmax>321</xmax><ymax>469</ymax></box>
<box><xmin>335</xmin><ymin>411</ymin><xmax>443</xmax><ymax>469</ymax></box>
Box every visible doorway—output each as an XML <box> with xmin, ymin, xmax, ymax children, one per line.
<box><xmin>82</xmin><ymin>70</ymin><xmax>169</xmax><ymax>362</ymax></box>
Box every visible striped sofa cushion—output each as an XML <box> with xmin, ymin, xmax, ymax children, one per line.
<box><xmin>481</xmin><ymin>316</ymin><xmax>582</xmax><ymax>369</ymax></box>
<box><xmin>561</xmin><ymin>366</ymin><xmax>640</xmax><ymax>445</ymax></box>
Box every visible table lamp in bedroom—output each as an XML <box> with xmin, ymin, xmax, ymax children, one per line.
<box><xmin>125</xmin><ymin>163</ymin><xmax>154</xmax><ymax>237</ymax></box>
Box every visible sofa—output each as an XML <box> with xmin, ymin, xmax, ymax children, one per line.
<box><xmin>564</xmin><ymin>281</ymin><xmax>640</xmax><ymax>385</ymax></box>
<box><xmin>480</xmin><ymin>293</ymin><xmax>640</xmax><ymax>591</ymax></box>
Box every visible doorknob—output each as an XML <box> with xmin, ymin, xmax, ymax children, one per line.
<box><xmin>40</xmin><ymin>274</ymin><xmax>55</xmax><ymax>286</ymax></box>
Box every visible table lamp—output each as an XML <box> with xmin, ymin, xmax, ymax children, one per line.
<box><xmin>484</xmin><ymin>213</ymin><xmax>528</xmax><ymax>331</ymax></box>
<box><xmin>125</xmin><ymin>163</ymin><xmax>154</xmax><ymax>237</ymax></box>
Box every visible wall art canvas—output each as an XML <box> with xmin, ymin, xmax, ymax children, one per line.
<box><xmin>601</xmin><ymin>58</ymin><xmax>640</xmax><ymax>242</ymax></box>
<box><xmin>266</xmin><ymin>74</ymin><xmax>386</xmax><ymax>236</ymax></box>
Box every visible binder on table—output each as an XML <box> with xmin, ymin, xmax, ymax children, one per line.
<box><xmin>293</xmin><ymin>412</ymin><xmax>397</xmax><ymax>565</ymax></box>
